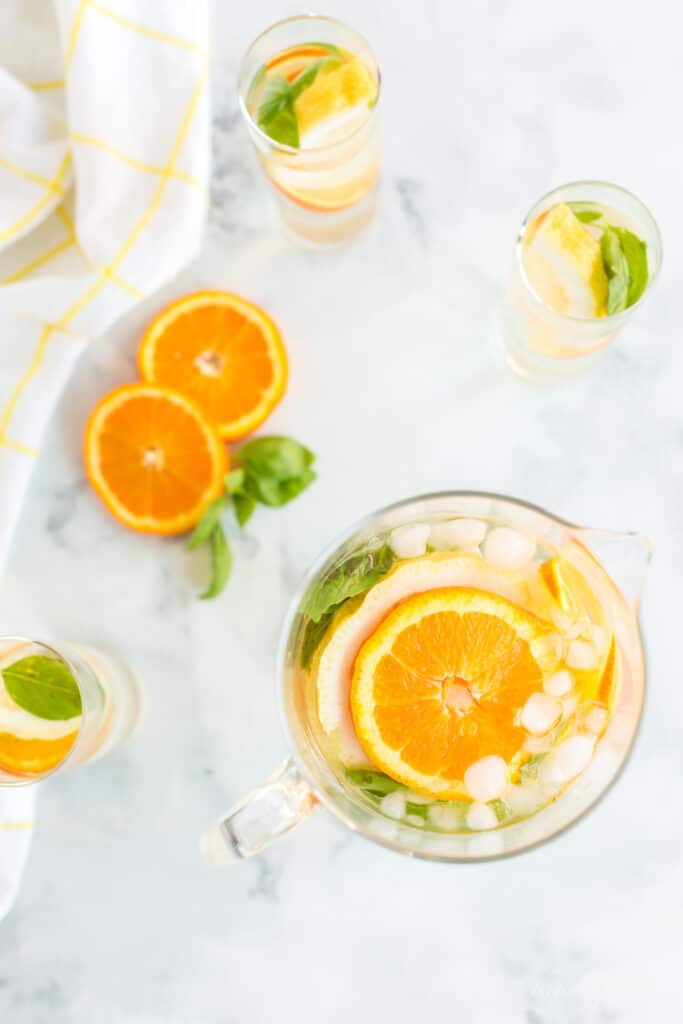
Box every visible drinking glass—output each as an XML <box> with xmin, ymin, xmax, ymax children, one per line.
<box><xmin>238</xmin><ymin>15</ymin><xmax>381</xmax><ymax>247</ymax></box>
<box><xmin>501</xmin><ymin>181</ymin><xmax>662</xmax><ymax>378</ymax></box>
<box><xmin>0</xmin><ymin>637</ymin><xmax>140</xmax><ymax>785</ymax></box>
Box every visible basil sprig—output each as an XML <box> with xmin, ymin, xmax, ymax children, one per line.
<box><xmin>566</xmin><ymin>202</ymin><xmax>650</xmax><ymax>314</ymax></box>
<box><xmin>300</xmin><ymin>543</ymin><xmax>395</xmax><ymax>667</ymax></box>
<box><xmin>188</xmin><ymin>436</ymin><xmax>316</xmax><ymax>600</ymax></box>
<box><xmin>255</xmin><ymin>57</ymin><xmax>341</xmax><ymax>147</ymax></box>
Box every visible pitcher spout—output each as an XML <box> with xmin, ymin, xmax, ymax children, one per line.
<box><xmin>576</xmin><ymin>528</ymin><xmax>652</xmax><ymax>610</ymax></box>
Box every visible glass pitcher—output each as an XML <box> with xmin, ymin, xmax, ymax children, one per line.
<box><xmin>202</xmin><ymin>493</ymin><xmax>650</xmax><ymax>864</ymax></box>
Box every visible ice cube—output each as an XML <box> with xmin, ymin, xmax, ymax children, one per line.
<box><xmin>543</xmin><ymin>669</ymin><xmax>574</xmax><ymax>697</ymax></box>
<box><xmin>504</xmin><ymin>782</ymin><xmax>544</xmax><ymax>819</ymax></box>
<box><xmin>429</xmin><ymin>518</ymin><xmax>487</xmax><ymax>551</ymax></box>
<box><xmin>427</xmin><ymin>804</ymin><xmax>463</xmax><ymax>830</ymax></box>
<box><xmin>464</xmin><ymin>755</ymin><xmax>508</xmax><ymax>802</ymax></box>
<box><xmin>520</xmin><ymin>692</ymin><xmax>562</xmax><ymax>735</ymax></box>
<box><xmin>483</xmin><ymin>527</ymin><xmax>535</xmax><ymax>570</ymax></box>
<box><xmin>379</xmin><ymin>791</ymin><xmax>407</xmax><ymax>820</ymax></box>
<box><xmin>466</xmin><ymin>802</ymin><xmax>499</xmax><ymax>831</ymax></box>
<box><xmin>591</xmin><ymin>626</ymin><xmax>610</xmax><ymax>654</ymax></box>
<box><xmin>534</xmin><ymin>633</ymin><xmax>564</xmax><ymax>671</ymax></box>
<box><xmin>584</xmin><ymin>705</ymin><xmax>608</xmax><ymax>735</ymax></box>
<box><xmin>404</xmin><ymin>813</ymin><xmax>426</xmax><ymax>828</ymax></box>
<box><xmin>389</xmin><ymin>523</ymin><xmax>430</xmax><ymax>559</ymax></box>
<box><xmin>550</xmin><ymin>735</ymin><xmax>596</xmax><ymax>783</ymax></box>
<box><xmin>524</xmin><ymin>734</ymin><xmax>553</xmax><ymax>754</ymax></box>
<box><xmin>561</xmin><ymin>692</ymin><xmax>578</xmax><ymax>720</ymax></box>
<box><xmin>566</xmin><ymin>640</ymin><xmax>599</xmax><ymax>670</ymax></box>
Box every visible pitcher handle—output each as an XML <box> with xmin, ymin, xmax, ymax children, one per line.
<box><xmin>200</xmin><ymin>757</ymin><xmax>317</xmax><ymax>865</ymax></box>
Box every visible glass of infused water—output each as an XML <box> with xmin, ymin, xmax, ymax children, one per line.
<box><xmin>202</xmin><ymin>493</ymin><xmax>649</xmax><ymax>864</ymax></box>
<box><xmin>501</xmin><ymin>181</ymin><xmax>662</xmax><ymax>377</ymax></box>
<box><xmin>0</xmin><ymin>637</ymin><xmax>140</xmax><ymax>785</ymax></box>
<box><xmin>238</xmin><ymin>15</ymin><xmax>381</xmax><ymax>247</ymax></box>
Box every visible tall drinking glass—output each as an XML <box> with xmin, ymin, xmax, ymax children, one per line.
<box><xmin>238</xmin><ymin>15</ymin><xmax>381</xmax><ymax>247</ymax></box>
<box><xmin>0</xmin><ymin>637</ymin><xmax>140</xmax><ymax>785</ymax></box>
<box><xmin>501</xmin><ymin>181</ymin><xmax>662</xmax><ymax>378</ymax></box>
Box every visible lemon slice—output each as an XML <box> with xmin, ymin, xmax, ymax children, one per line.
<box><xmin>523</xmin><ymin>203</ymin><xmax>608</xmax><ymax>317</ymax></box>
<box><xmin>294</xmin><ymin>56</ymin><xmax>376</xmax><ymax>146</ymax></box>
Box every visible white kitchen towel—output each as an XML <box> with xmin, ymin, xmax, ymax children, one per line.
<box><xmin>0</xmin><ymin>0</ymin><xmax>209</xmax><ymax>921</ymax></box>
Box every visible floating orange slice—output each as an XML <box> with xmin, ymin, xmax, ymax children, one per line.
<box><xmin>85</xmin><ymin>383</ymin><xmax>227</xmax><ymax>535</ymax></box>
<box><xmin>0</xmin><ymin>731</ymin><xmax>79</xmax><ymax>776</ymax></box>
<box><xmin>138</xmin><ymin>291</ymin><xmax>288</xmax><ymax>441</ymax></box>
<box><xmin>351</xmin><ymin>588</ymin><xmax>554</xmax><ymax>799</ymax></box>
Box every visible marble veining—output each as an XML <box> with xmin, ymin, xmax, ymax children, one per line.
<box><xmin>1</xmin><ymin>0</ymin><xmax>683</xmax><ymax>1021</ymax></box>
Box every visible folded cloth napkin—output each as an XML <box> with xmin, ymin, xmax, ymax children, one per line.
<box><xmin>0</xmin><ymin>0</ymin><xmax>209</xmax><ymax>921</ymax></box>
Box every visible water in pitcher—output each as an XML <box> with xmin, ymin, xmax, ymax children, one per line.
<box><xmin>294</xmin><ymin>512</ymin><xmax>633</xmax><ymax>834</ymax></box>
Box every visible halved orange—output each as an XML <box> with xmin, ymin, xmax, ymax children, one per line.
<box><xmin>137</xmin><ymin>291</ymin><xmax>288</xmax><ymax>442</ymax></box>
<box><xmin>85</xmin><ymin>383</ymin><xmax>227</xmax><ymax>535</ymax></box>
<box><xmin>351</xmin><ymin>588</ymin><xmax>554</xmax><ymax>799</ymax></box>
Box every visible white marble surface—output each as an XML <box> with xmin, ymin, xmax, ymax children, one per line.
<box><xmin>2</xmin><ymin>0</ymin><xmax>683</xmax><ymax>1020</ymax></box>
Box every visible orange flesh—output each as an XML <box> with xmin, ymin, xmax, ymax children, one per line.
<box><xmin>265</xmin><ymin>45</ymin><xmax>337</xmax><ymax>80</ymax></box>
<box><xmin>147</xmin><ymin>306</ymin><xmax>276</xmax><ymax>426</ymax></box>
<box><xmin>96</xmin><ymin>394</ymin><xmax>218</xmax><ymax>519</ymax></box>
<box><xmin>358</xmin><ymin>603</ymin><xmax>544</xmax><ymax>782</ymax></box>
<box><xmin>0</xmin><ymin>730</ymin><xmax>78</xmax><ymax>776</ymax></box>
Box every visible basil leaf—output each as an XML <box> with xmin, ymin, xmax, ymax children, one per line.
<box><xmin>574</xmin><ymin>210</ymin><xmax>603</xmax><ymax>224</ymax></box>
<box><xmin>290</xmin><ymin>57</ymin><xmax>341</xmax><ymax>101</ymax></box>
<box><xmin>234</xmin><ymin>436</ymin><xmax>317</xmax><ymax>509</ymax></box>
<box><xmin>187</xmin><ymin>495</ymin><xmax>228</xmax><ymax>550</ymax></box>
<box><xmin>614</xmin><ymin>227</ymin><xmax>649</xmax><ymax>307</ymax></box>
<box><xmin>607</xmin><ymin>274</ymin><xmax>629</xmax><ymax>315</ymax></box>
<box><xmin>519</xmin><ymin>752</ymin><xmax>546</xmax><ymax>781</ymax></box>
<box><xmin>300</xmin><ymin>609</ymin><xmax>335</xmax><ymax>669</ymax></box>
<box><xmin>3</xmin><ymin>655</ymin><xmax>82</xmax><ymax>721</ymax></box>
<box><xmin>346</xmin><ymin>768</ymin><xmax>409</xmax><ymax>797</ymax></box>
<box><xmin>490</xmin><ymin>798</ymin><xmax>508</xmax><ymax>823</ymax></box>
<box><xmin>567</xmin><ymin>202</ymin><xmax>603</xmax><ymax>224</ymax></box>
<box><xmin>304</xmin><ymin>543</ymin><xmax>395</xmax><ymax>624</ymax></box>
<box><xmin>233</xmin><ymin>492</ymin><xmax>256</xmax><ymax>528</ymax></box>
<box><xmin>200</xmin><ymin>523</ymin><xmax>232</xmax><ymax>600</ymax></box>
<box><xmin>259</xmin><ymin>466</ymin><xmax>317</xmax><ymax>507</ymax></box>
<box><xmin>600</xmin><ymin>228</ymin><xmax>630</xmax><ymax>315</ymax></box>
<box><xmin>256</xmin><ymin>75</ymin><xmax>299</xmax><ymax>147</ymax></box>
<box><xmin>263</xmin><ymin>105</ymin><xmax>299</xmax><ymax>148</ymax></box>
<box><xmin>224</xmin><ymin>468</ymin><xmax>245</xmax><ymax>495</ymax></box>
<box><xmin>237</xmin><ymin>436</ymin><xmax>315</xmax><ymax>482</ymax></box>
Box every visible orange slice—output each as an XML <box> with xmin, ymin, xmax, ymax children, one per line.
<box><xmin>138</xmin><ymin>291</ymin><xmax>288</xmax><ymax>442</ymax></box>
<box><xmin>85</xmin><ymin>383</ymin><xmax>227</xmax><ymax>535</ymax></box>
<box><xmin>351</xmin><ymin>588</ymin><xmax>554</xmax><ymax>799</ymax></box>
<box><xmin>0</xmin><ymin>731</ymin><xmax>79</xmax><ymax>775</ymax></box>
<box><xmin>537</xmin><ymin>551</ymin><xmax>616</xmax><ymax>705</ymax></box>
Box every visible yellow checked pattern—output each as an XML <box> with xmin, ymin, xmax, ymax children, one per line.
<box><xmin>0</xmin><ymin>0</ymin><xmax>209</xmax><ymax>561</ymax></box>
<box><xmin>0</xmin><ymin>0</ymin><xmax>209</xmax><ymax>917</ymax></box>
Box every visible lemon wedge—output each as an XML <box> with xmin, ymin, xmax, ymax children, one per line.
<box><xmin>523</xmin><ymin>203</ymin><xmax>608</xmax><ymax>317</ymax></box>
<box><xmin>294</xmin><ymin>56</ymin><xmax>376</xmax><ymax>147</ymax></box>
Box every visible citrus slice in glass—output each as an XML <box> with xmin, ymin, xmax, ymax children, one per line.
<box><xmin>315</xmin><ymin>553</ymin><xmax>536</xmax><ymax>768</ymax></box>
<box><xmin>350</xmin><ymin>587</ymin><xmax>555</xmax><ymax>799</ymax></box>
<box><xmin>294</xmin><ymin>55</ymin><xmax>377</xmax><ymax>145</ymax></box>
